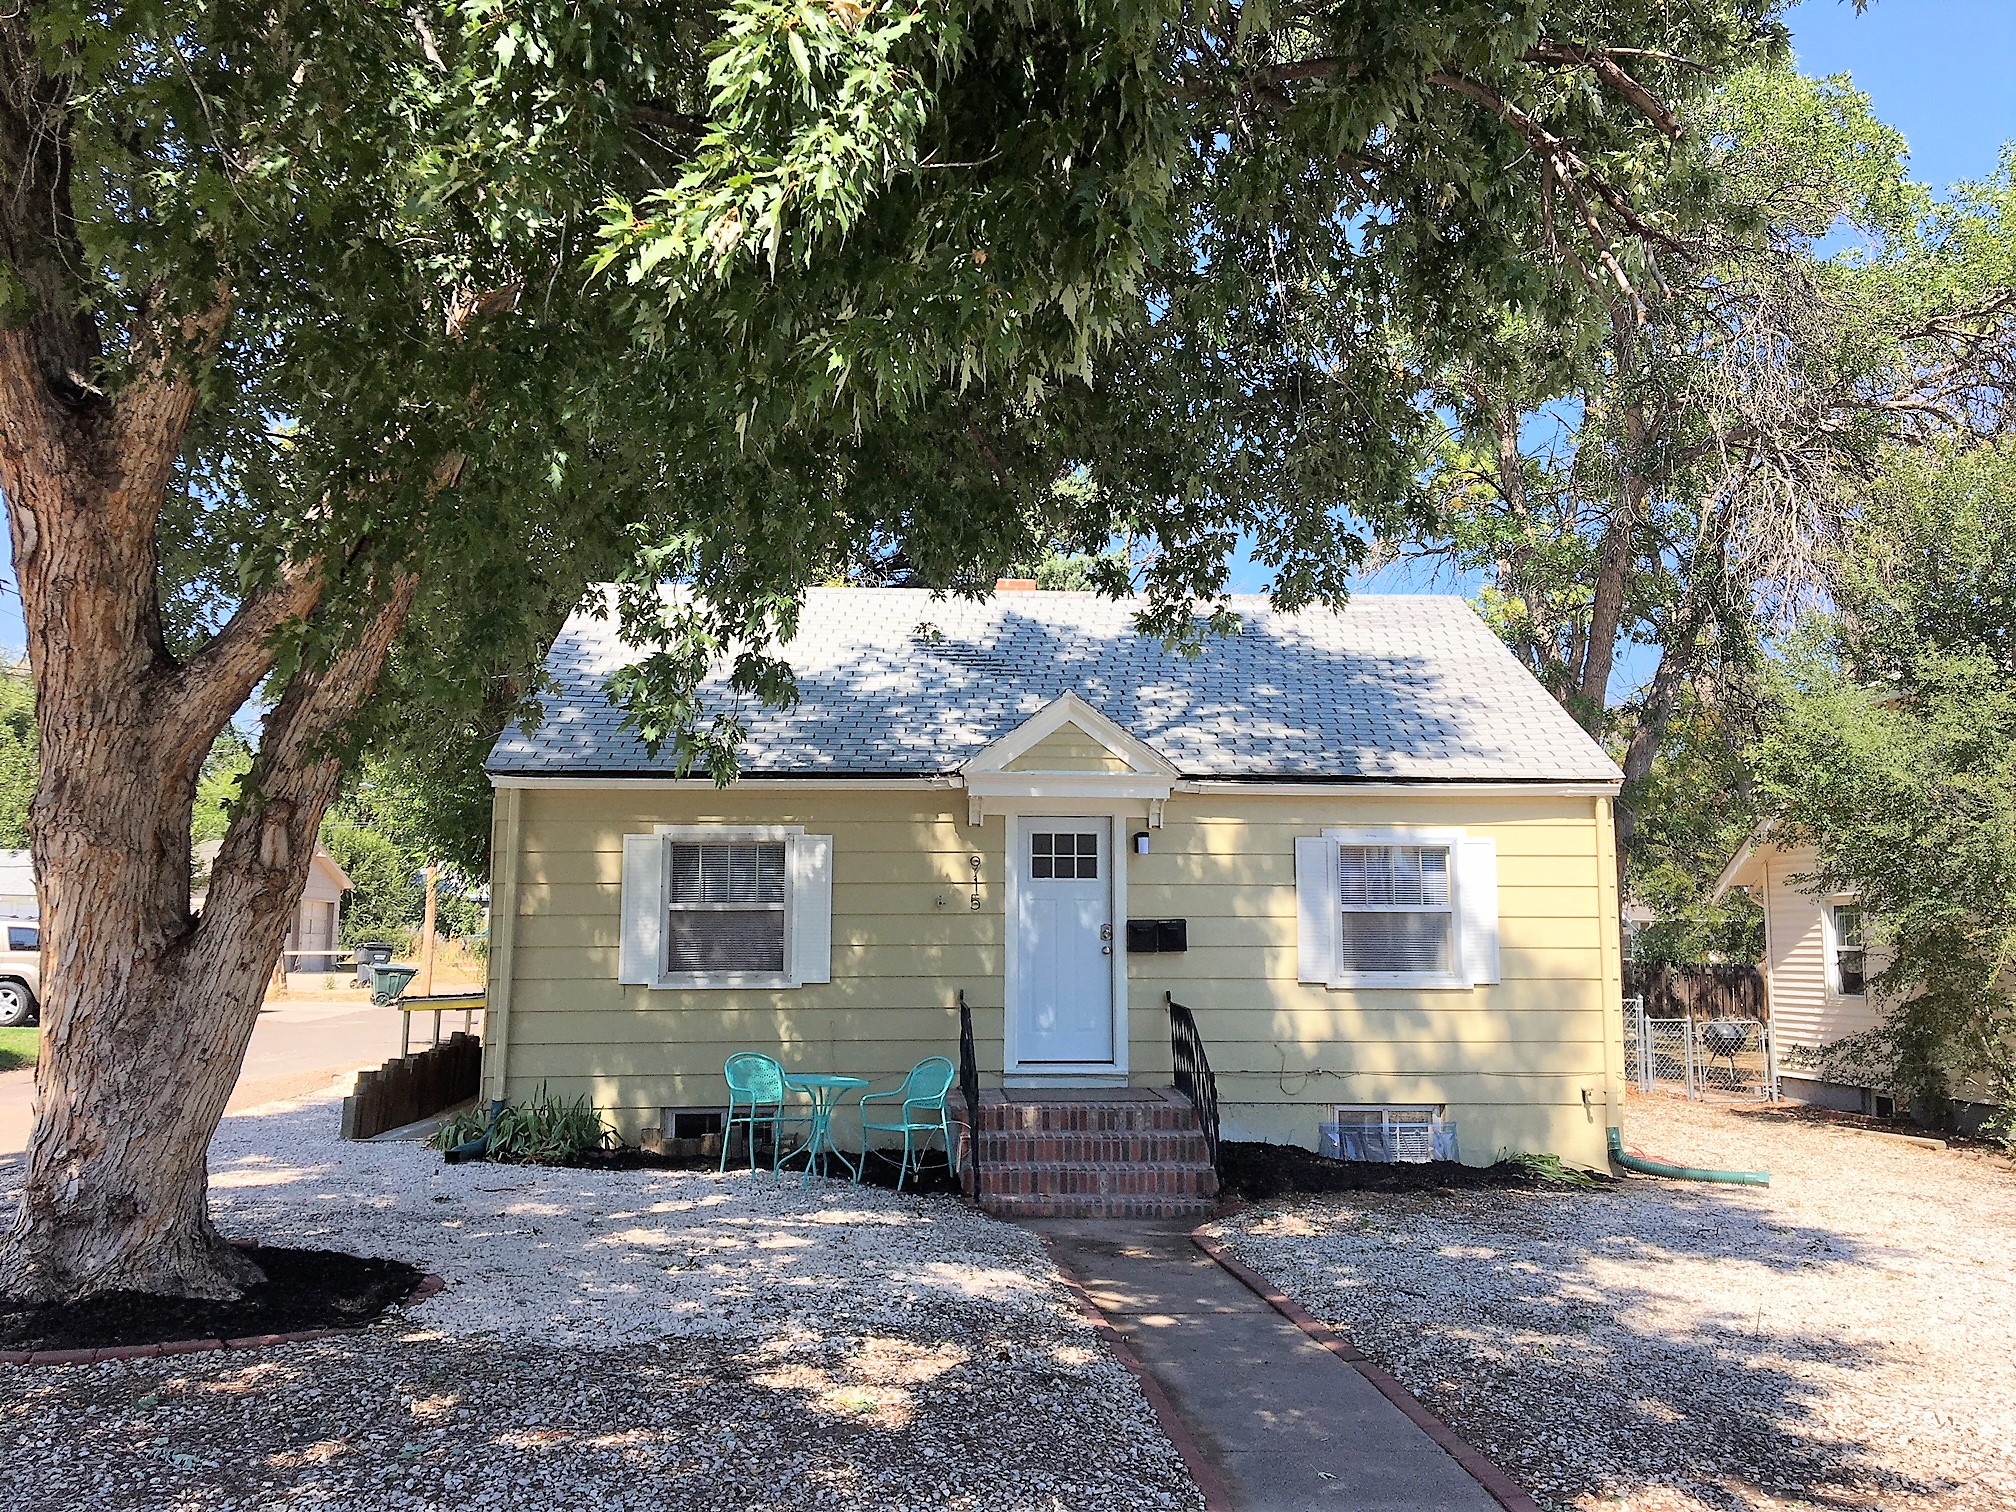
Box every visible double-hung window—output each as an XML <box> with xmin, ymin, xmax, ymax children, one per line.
<box><xmin>1337</xmin><ymin>844</ymin><xmax>1456</xmax><ymax>977</ymax></box>
<box><xmin>666</xmin><ymin>841</ymin><xmax>787</xmax><ymax>974</ymax></box>
<box><xmin>1296</xmin><ymin>827</ymin><xmax>1498</xmax><ymax>989</ymax></box>
<box><xmin>1830</xmin><ymin>903</ymin><xmax>1865</xmax><ymax>997</ymax></box>
<box><xmin>619</xmin><ymin>825</ymin><xmax>833</xmax><ymax>989</ymax></box>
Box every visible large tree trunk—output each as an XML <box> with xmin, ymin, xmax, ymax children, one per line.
<box><xmin>0</xmin><ymin>142</ymin><xmax>416</xmax><ymax>1297</ymax></box>
<box><xmin>0</xmin><ymin>542</ymin><xmax>413</xmax><ymax>1302</ymax></box>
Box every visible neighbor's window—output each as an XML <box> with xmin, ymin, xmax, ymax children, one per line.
<box><xmin>1337</xmin><ymin>844</ymin><xmax>1455</xmax><ymax>976</ymax></box>
<box><xmin>1832</xmin><ymin>904</ymin><xmax>1865</xmax><ymax>996</ymax></box>
<box><xmin>665</xmin><ymin>841</ymin><xmax>787</xmax><ymax>975</ymax></box>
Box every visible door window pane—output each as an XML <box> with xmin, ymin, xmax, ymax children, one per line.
<box><xmin>1031</xmin><ymin>831</ymin><xmax>1098</xmax><ymax>880</ymax></box>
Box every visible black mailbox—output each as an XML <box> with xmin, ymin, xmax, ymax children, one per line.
<box><xmin>1125</xmin><ymin>919</ymin><xmax>1188</xmax><ymax>953</ymax></box>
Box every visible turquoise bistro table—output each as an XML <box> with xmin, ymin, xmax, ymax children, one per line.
<box><xmin>781</xmin><ymin>1073</ymin><xmax>868</xmax><ymax>1185</ymax></box>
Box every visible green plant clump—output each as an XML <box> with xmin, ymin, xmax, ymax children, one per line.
<box><xmin>1498</xmin><ymin>1151</ymin><xmax>1601</xmax><ymax>1186</ymax></box>
<box><xmin>430</xmin><ymin>1087</ymin><xmax>617</xmax><ymax>1165</ymax></box>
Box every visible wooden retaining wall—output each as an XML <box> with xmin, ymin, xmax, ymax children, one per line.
<box><xmin>340</xmin><ymin>1032</ymin><xmax>482</xmax><ymax>1140</ymax></box>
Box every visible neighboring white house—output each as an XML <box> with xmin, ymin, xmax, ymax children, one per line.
<box><xmin>1713</xmin><ymin>826</ymin><xmax>1885</xmax><ymax>1113</ymax></box>
<box><xmin>193</xmin><ymin>839</ymin><xmax>351</xmax><ymax>973</ymax></box>
<box><xmin>0</xmin><ymin>850</ymin><xmax>36</xmax><ymax>920</ymax></box>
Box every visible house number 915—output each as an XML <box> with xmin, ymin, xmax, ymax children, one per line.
<box><xmin>969</xmin><ymin>855</ymin><xmax>983</xmax><ymax>911</ymax></box>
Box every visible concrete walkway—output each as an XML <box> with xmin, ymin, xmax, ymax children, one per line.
<box><xmin>1039</xmin><ymin>1220</ymin><xmax>1507</xmax><ymax>1512</ymax></box>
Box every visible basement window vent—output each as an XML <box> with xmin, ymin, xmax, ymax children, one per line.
<box><xmin>1319</xmin><ymin>1105</ymin><xmax>1457</xmax><ymax>1165</ymax></box>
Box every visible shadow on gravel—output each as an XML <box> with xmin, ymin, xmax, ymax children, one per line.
<box><xmin>526</xmin><ymin>1144</ymin><xmax>965</xmax><ymax>1196</ymax></box>
<box><xmin>1232</xmin><ymin>1176</ymin><xmax>1948</xmax><ymax>1512</ymax></box>
<box><xmin>0</xmin><ymin>1330</ymin><xmax>1194</xmax><ymax>1511</ymax></box>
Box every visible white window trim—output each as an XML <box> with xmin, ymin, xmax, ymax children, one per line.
<box><xmin>1823</xmin><ymin>894</ymin><xmax>1866</xmax><ymax>1000</ymax></box>
<box><xmin>652</xmin><ymin>824</ymin><xmax>802</xmax><ymax>990</ymax></box>
<box><xmin>1320</xmin><ymin>826</ymin><xmax>1471</xmax><ymax>990</ymax></box>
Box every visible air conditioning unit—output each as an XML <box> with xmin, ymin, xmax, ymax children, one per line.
<box><xmin>1318</xmin><ymin>1105</ymin><xmax>1456</xmax><ymax>1164</ymax></box>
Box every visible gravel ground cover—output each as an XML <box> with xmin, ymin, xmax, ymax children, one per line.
<box><xmin>2</xmin><ymin>1088</ymin><xmax>1200</xmax><ymax>1511</ymax></box>
<box><xmin>1206</xmin><ymin>1092</ymin><xmax>2016</xmax><ymax>1512</ymax></box>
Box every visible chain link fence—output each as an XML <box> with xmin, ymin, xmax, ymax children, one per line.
<box><xmin>1621</xmin><ymin>998</ymin><xmax>1777</xmax><ymax>1101</ymax></box>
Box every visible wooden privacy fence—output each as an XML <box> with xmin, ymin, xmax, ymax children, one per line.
<box><xmin>340</xmin><ymin>1031</ymin><xmax>481</xmax><ymax>1141</ymax></box>
<box><xmin>1624</xmin><ymin>963</ymin><xmax>1766</xmax><ymax>1021</ymax></box>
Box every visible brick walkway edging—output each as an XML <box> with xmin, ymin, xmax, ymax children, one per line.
<box><xmin>1189</xmin><ymin>1230</ymin><xmax>1543</xmax><ymax>1512</ymax></box>
<box><xmin>1036</xmin><ymin>1233</ymin><xmax>1237</xmax><ymax>1512</ymax></box>
<box><xmin>0</xmin><ymin>1273</ymin><xmax>445</xmax><ymax>1368</ymax></box>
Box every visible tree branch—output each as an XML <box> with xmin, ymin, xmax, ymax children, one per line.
<box><xmin>165</xmin><ymin>557</ymin><xmax>327</xmax><ymax>752</ymax></box>
<box><xmin>1520</xmin><ymin>41</ymin><xmax>1687</xmax><ymax>141</ymax></box>
<box><xmin>1429</xmin><ymin>70</ymin><xmax>1683</xmax><ymax>326</ymax></box>
<box><xmin>196</xmin><ymin>572</ymin><xmax>420</xmax><ymax>943</ymax></box>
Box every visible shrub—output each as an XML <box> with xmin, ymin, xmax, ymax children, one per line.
<box><xmin>431</xmin><ymin>1086</ymin><xmax>617</xmax><ymax>1164</ymax></box>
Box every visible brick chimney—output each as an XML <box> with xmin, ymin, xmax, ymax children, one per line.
<box><xmin>994</xmin><ymin>578</ymin><xmax>1038</xmax><ymax>591</ymax></box>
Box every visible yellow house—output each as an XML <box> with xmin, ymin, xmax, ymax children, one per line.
<box><xmin>482</xmin><ymin>587</ymin><xmax>1627</xmax><ymax>1211</ymax></box>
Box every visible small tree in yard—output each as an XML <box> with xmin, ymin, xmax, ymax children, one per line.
<box><xmin>1</xmin><ymin>0</ymin><xmax>1777</xmax><ymax>1301</ymax></box>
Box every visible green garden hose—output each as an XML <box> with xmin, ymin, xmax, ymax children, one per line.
<box><xmin>1607</xmin><ymin>1126</ymin><xmax>1769</xmax><ymax>1186</ymax></box>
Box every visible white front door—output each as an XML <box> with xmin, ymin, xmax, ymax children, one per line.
<box><xmin>1014</xmin><ymin>819</ymin><xmax>1115</xmax><ymax>1064</ymax></box>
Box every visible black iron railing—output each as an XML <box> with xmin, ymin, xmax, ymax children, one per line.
<box><xmin>1167</xmin><ymin>992</ymin><xmax>1221</xmax><ymax>1177</ymax></box>
<box><xmin>957</xmin><ymin>989</ymin><xmax>981</xmax><ymax>1184</ymax></box>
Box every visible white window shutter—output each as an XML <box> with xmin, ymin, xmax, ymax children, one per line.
<box><xmin>619</xmin><ymin>833</ymin><xmax>663</xmax><ymax>985</ymax></box>
<box><xmin>1295</xmin><ymin>836</ymin><xmax>1335</xmax><ymax>984</ymax></box>
<box><xmin>788</xmin><ymin>833</ymin><xmax>833</xmax><ymax>984</ymax></box>
<box><xmin>1460</xmin><ymin>835</ymin><xmax>1500</xmax><ymax>985</ymax></box>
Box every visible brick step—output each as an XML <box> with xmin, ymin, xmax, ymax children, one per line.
<box><xmin>980</xmin><ymin>1190</ymin><xmax>1221</xmax><ymax>1220</ymax></box>
<box><xmin>977</xmin><ymin>1130</ymin><xmax>1211</xmax><ymax>1165</ymax></box>
<box><xmin>977</xmin><ymin>1098</ymin><xmax>1201</xmax><ymax>1136</ymax></box>
<box><xmin>976</xmin><ymin>1160</ymin><xmax>1220</xmax><ymax>1202</ymax></box>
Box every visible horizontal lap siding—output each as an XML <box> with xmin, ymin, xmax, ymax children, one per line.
<box><xmin>1004</xmin><ymin>728</ymin><xmax>1131</xmax><ymax>772</ymax></box>
<box><xmin>1761</xmin><ymin>843</ymin><xmax>1882</xmax><ymax>1062</ymax></box>
<box><xmin>1124</xmin><ymin>794</ymin><xmax>1615</xmax><ymax>1165</ymax></box>
<box><xmin>497</xmin><ymin>790</ymin><xmax>1003</xmax><ymax>1129</ymax></box>
<box><xmin>494</xmin><ymin>786</ymin><xmax>1619</xmax><ymax>1164</ymax></box>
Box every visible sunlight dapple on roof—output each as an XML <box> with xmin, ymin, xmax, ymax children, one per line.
<box><xmin>488</xmin><ymin>589</ymin><xmax>1620</xmax><ymax>783</ymax></box>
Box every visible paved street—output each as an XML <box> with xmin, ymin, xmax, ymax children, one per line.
<box><xmin>0</xmin><ymin>996</ymin><xmax>408</xmax><ymax>1172</ymax></box>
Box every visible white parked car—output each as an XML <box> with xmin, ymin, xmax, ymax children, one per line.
<box><xmin>0</xmin><ymin>921</ymin><xmax>40</xmax><ymax>1028</ymax></box>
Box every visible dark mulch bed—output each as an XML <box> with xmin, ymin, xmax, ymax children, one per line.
<box><xmin>500</xmin><ymin>1142</ymin><xmax>966</xmax><ymax>1195</ymax></box>
<box><xmin>1218</xmin><ymin>1141</ymin><xmax>1602</xmax><ymax>1201</ymax></box>
<box><xmin>0</xmin><ymin>1245</ymin><xmax>423</xmax><ymax>1353</ymax></box>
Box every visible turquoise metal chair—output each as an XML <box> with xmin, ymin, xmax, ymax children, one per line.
<box><xmin>720</xmin><ymin>1053</ymin><xmax>810</xmax><ymax>1174</ymax></box>
<box><xmin>855</xmin><ymin>1057</ymin><xmax>956</xmax><ymax>1191</ymax></box>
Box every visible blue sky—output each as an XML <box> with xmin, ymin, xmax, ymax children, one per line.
<box><xmin>4</xmin><ymin>3</ymin><xmax>2014</xmax><ymax>666</ymax></box>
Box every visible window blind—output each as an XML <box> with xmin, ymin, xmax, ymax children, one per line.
<box><xmin>666</xmin><ymin>842</ymin><xmax>786</xmax><ymax>974</ymax></box>
<box><xmin>1337</xmin><ymin>844</ymin><xmax>1454</xmax><ymax>975</ymax></box>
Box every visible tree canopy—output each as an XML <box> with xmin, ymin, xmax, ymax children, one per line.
<box><xmin>1344</xmin><ymin>61</ymin><xmax>2016</xmax><ymax>940</ymax></box>
<box><xmin>0</xmin><ymin>0</ymin><xmax>1811</xmax><ymax>1300</ymax></box>
<box><xmin>1754</xmin><ymin>441</ymin><xmax>2016</xmax><ymax>1132</ymax></box>
<box><xmin>0</xmin><ymin>666</ymin><xmax>32</xmax><ymax>850</ymax></box>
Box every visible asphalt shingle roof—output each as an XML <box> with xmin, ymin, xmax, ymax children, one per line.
<box><xmin>487</xmin><ymin>589</ymin><xmax>1622</xmax><ymax>784</ymax></box>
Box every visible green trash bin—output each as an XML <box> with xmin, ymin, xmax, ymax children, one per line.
<box><xmin>369</xmin><ymin>964</ymin><xmax>419</xmax><ymax>1006</ymax></box>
